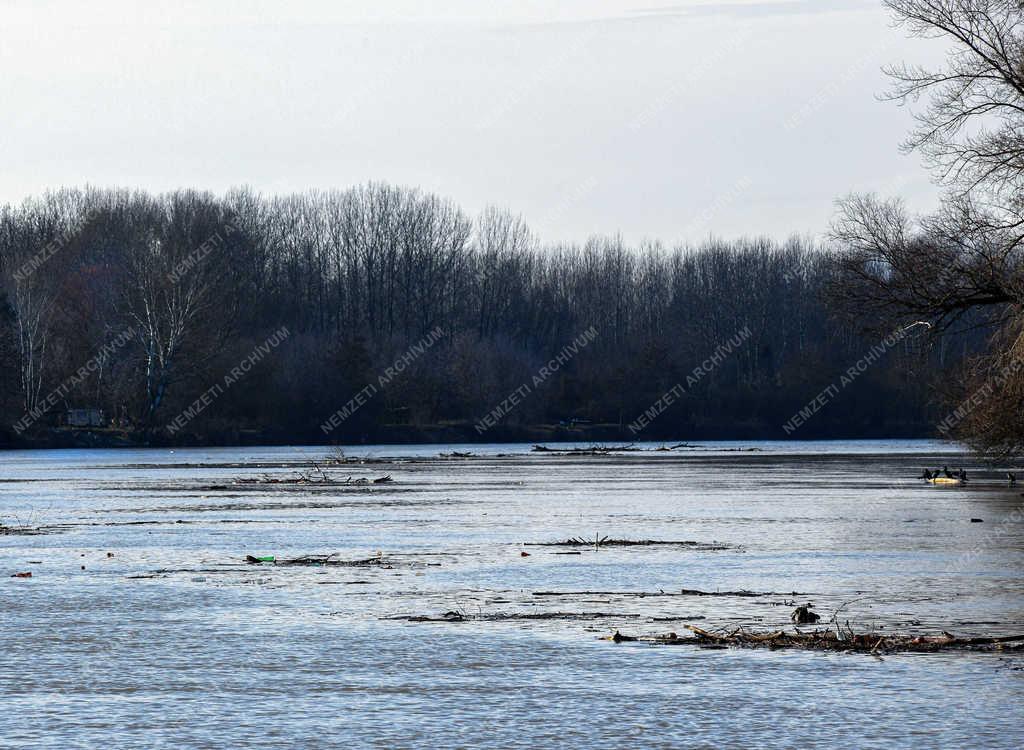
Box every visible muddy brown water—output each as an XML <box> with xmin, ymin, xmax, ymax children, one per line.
<box><xmin>1</xmin><ymin>440</ymin><xmax>1022</xmax><ymax>749</ymax></box>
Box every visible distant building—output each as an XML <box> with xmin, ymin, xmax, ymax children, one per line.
<box><xmin>66</xmin><ymin>408</ymin><xmax>104</xmax><ymax>428</ymax></box>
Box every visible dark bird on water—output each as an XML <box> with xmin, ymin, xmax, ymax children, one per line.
<box><xmin>920</xmin><ymin>469</ymin><xmax>933</xmax><ymax>480</ymax></box>
<box><xmin>1009</xmin><ymin>472</ymin><xmax>1017</xmax><ymax>487</ymax></box>
<box><xmin>942</xmin><ymin>465</ymin><xmax>953</xmax><ymax>479</ymax></box>
<box><xmin>791</xmin><ymin>605</ymin><xmax>821</xmax><ymax>624</ymax></box>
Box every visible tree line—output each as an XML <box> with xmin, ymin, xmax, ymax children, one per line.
<box><xmin>0</xmin><ymin>184</ymin><xmax>966</xmax><ymax>447</ymax></box>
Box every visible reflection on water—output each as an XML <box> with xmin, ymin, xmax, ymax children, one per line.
<box><xmin>1</xmin><ymin>440</ymin><xmax>1022</xmax><ymax>749</ymax></box>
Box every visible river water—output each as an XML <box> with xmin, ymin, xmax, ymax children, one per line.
<box><xmin>1</xmin><ymin>440</ymin><xmax>1022</xmax><ymax>749</ymax></box>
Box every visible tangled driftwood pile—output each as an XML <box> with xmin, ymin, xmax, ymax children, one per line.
<box><xmin>605</xmin><ymin>624</ymin><xmax>1024</xmax><ymax>654</ymax></box>
<box><xmin>232</xmin><ymin>471</ymin><xmax>392</xmax><ymax>486</ymax></box>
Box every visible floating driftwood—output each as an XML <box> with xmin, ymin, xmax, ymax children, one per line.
<box><xmin>71</xmin><ymin>519</ymin><xmax>280</xmax><ymax>528</ymax></box>
<box><xmin>245</xmin><ymin>553</ymin><xmax>396</xmax><ymax>567</ymax></box>
<box><xmin>527</xmin><ymin>536</ymin><xmax>731</xmax><ymax>551</ymax></box>
<box><xmin>531</xmin><ymin>443</ymin><xmax>708</xmax><ymax>455</ymax></box>
<box><xmin>532</xmin><ymin>588</ymin><xmax>772</xmax><ymax>598</ymax></box>
<box><xmin>243</xmin><ymin>552</ymin><xmax>442</xmax><ymax>569</ymax></box>
<box><xmin>388</xmin><ymin>611</ymin><xmax>649</xmax><ymax>623</ymax></box>
<box><xmin>604</xmin><ymin>625</ymin><xmax>1024</xmax><ymax>654</ymax></box>
<box><xmin>232</xmin><ymin>471</ymin><xmax>393</xmax><ymax>487</ymax></box>
<box><xmin>531</xmin><ymin>444</ymin><xmax>637</xmax><ymax>455</ymax></box>
<box><xmin>0</xmin><ymin>523</ymin><xmax>66</xmax><ymax>536</ymax></box>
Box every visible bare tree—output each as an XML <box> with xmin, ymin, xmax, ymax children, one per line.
<box><xmin>832</xmin><ymin>0</ymin><xmax>1024</xmax><ymax>455</ymax></box>
<box><xmin>115</xmin><ymin>191</ymin><xmax>238</xmax><ymax>427</ymax></box>
<box><xmin>885</xmin><ymin>0</ymin><xmax>1024</xmax><ymax>207</ymax></box>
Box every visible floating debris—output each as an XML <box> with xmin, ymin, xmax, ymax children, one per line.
<box><xmin>531</xmin><ymin>444</ymin><xmax>638</xmax><ymax>455</ymax></box>
<box><xmin>389</xmin><ymin>611</ymin><xmax>647</xmax><ymax>623</ymax></box>
<box><xmin>0</xmin><ymin>524</ymin><xmax>67</xmax><ymax>536</ymax></box>
<box><xmin>603</xmin><ymin>625</ymin><xmax>1024</xmax><ymax>654</ymax></box>
<box><xmin>532</xmin><ymin>588</ymin><xmax>771</xmax><ymax>598</ymax></box>
<box><xmin>242</xmin><ymin>552</ymin><xmax>442</xmax><ymax>569</ymax></box>
<box><xmin>527</xmin><ymin>536</ymin><xmax>732</xmax><ymax>551</ymax></box>
<box><xmin>231</xmin><ymin>471</ymin><xmax>393</xmax><ymax>487</ymax></box>
<box><xmin>394</xmin><ymin>610</ymin><xmax>468</xmax><ymax>622</ymax></box>
<box><xmin>245</xmin><ymin>553</ymin><xmax>397</xmax><ymax>567</ymax></box>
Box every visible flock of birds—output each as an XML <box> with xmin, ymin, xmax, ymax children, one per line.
<box><xmin>918</xmin><ymin>466</ymin><xmax>1018</xmax><ymax>486</ymax></box>
<box><xmin>920</xmin><ymin>465</ymin><xmax>969</xmax><ymax>482</ymax></box>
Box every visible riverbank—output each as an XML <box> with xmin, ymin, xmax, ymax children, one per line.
<box><xmin>1</xmin><ymin>417</ymin><xmax>937</xmax><ymax>450</ymax></box>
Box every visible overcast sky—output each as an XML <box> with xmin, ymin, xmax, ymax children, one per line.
<box><xmin>1</xmin><ymin>0</ymin><xmax>944</xmax><ymax>244</ymax></box>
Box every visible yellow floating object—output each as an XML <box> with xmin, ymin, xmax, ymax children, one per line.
<box><xmin>927</xmin><ymin>477</ymin><xmax>962</xmax><ymax>485</ymax></box>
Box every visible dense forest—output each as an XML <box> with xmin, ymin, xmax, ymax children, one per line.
<box><xmin>0</xmin><ymin>185</ymin><xmax>975</xmax><ymax>447</ymax></box>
